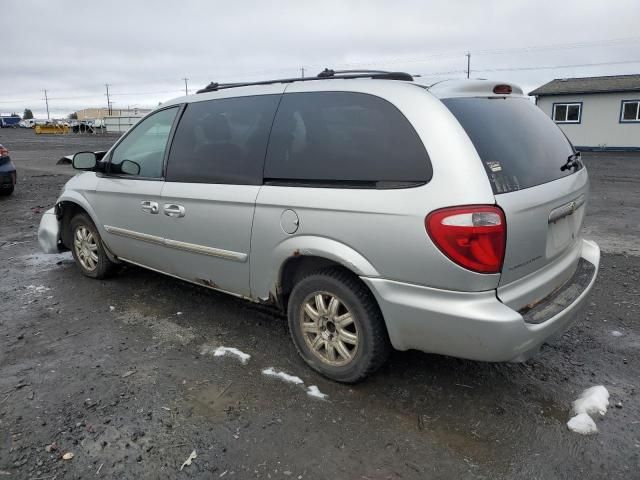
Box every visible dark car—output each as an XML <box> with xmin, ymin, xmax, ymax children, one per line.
<box><xmin>0</xmin><ymin>144</ymin><xmax>16</xmax><ymax>195</ymax></box>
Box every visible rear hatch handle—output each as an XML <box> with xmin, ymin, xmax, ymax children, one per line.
<box><xmin>548</xmin><ymin>195</ymin><xmax>585</xmax><ymax>224</ymax></box>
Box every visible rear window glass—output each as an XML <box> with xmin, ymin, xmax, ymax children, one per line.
<box><xmin>166</xmin><ymin>95</ymin><xmax>280</xmax><ymax>185</ymax></box>
<box><xmin>443</xmin><ymin>97</ymin><xmax>579</xmax><ymax>194</ymax></box>
<box><xmin>264</xmin><ymin>92</ymin><xmax>431</xmax><ymax>187</ymax></box>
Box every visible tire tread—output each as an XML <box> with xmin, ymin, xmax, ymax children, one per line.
<box><xmin>288</xmin><ymin>266</ymin><xmax>390</xmax><ymax>383</ymax></box>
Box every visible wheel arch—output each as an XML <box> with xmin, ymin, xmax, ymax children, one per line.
<box><xmin>258</xmin><ymin>236</ymin><xmax>381</xmax><ymax>310</ymax></box>
<box><xmin>56</xmin><ymin>194</ymin><xmax>117</xmax><ymax>261</ymax></box>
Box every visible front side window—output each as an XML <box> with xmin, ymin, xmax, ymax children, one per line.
<box><xmin>264</xmin><ymin>92</ymin><xmax>432</xmax><ymax>187</ymax></box>
<box><xmin>620</xmin><ymin>100</ymin><xmax>640</xmax><ymax>122</ymax></box>
<box><xmin>166</xmin><ymin>95</ymin><xmax>280</xmax><ymax>184</ymax></box>
<box><xmin>109</xmin><ymin>107</ymin><xmax>179</xmax><ymax>178</ymax></box>
<box><xmin>552</xmin><ymin>103</ymin><xmax>581</xmax><ymax>124</ymax></box>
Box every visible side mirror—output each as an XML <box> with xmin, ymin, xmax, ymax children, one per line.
<box><xmin>121</xmin><ymin>159</ymin><xmax>141</xmax><ymax>176</ymax></box>
<box><xmin>72</xmin><ymin>152</ymin><xmax>97</xmax><ymax>170</ymax></box>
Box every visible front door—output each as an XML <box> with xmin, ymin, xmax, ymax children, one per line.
<box><xmin>93</xmin><ymin>106</ymin><xmax>180</xmax><ymax>272</ymax></box>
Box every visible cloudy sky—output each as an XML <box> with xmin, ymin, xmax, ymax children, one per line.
<box><xmin>2</xmin><ymin>0</ymin><xmax>640</xmax><ymax>118</ymax></box>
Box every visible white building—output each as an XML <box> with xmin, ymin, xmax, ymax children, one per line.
<box><xmin>104</xmin><ymin>115</ymin><xmax>144</xmax><ymax>134</ymax></box>
<box><xmin>530</xmin><ymin>74</ymin><xmax>640</xmax><ymax>151</ymax></box>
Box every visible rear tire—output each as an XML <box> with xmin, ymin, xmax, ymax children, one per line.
<box><xmin>287</xmin><ymin>268</ymin><xmax>391</xmax><ymax>383</ymax></box>
<box><xmin>70</xmin><ymin>213</ymin><xmax>117</xmax><ymax>279</ymax></box>
<box><xmin>0</xmin><ymin>186</ymin><xmax>13</xmax><ymax>196</ymax></box>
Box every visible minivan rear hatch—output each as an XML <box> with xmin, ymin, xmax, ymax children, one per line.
<box><xmin>443</xmin><ymin>96</ymin><xmax>588</xmax><ymax>305</ymax></box>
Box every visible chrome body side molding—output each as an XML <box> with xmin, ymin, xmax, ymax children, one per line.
<box><xmin>104</xmin><ymin>225</ymin><xmax>248</xmax><ymax>262</ymax></box>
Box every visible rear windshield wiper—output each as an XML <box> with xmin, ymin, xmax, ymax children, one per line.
<box><xmin>561</xmin><ymin>151</ymin><xmax>582</xmax><ymax>172</ymax></box>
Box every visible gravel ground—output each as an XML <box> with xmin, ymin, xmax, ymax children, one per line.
<box><xmin>0</xmin><ymin>128</ymin><xmax>638</xmax><ymax>479</ymax></box>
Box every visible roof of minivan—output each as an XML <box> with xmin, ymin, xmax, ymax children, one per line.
<box><xmin>162</xmin><ymin>77</ymin><xmax>525</xmax><ymax>108</ymax></box>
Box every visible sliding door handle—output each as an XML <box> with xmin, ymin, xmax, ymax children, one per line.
<box><xmin>140</xmin><ymin>201</ymin><xmax>159</xmax><ymax>214</ymax></box>
<box><xmin>164</xmin><ymin>204</ymin><xmax>186</xmax><ymax>218</ymax></box>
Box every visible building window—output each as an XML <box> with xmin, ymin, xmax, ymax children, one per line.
<box><xmin>552</xmin><ymin>103</ymin><xmax>582</xmax><ymax>124</ymax></box>
<box><xmin>620</xmin><ymin>100</ymin><xmax>640</xmax><ymax>123</ymax></box>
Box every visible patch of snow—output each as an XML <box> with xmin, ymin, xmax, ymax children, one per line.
<box><xmin>611</xmin><ymin>330</ymin><xmax>623</xmax><ymax>337</ymax></box>
<box><xmin>572</xmin><ymin>385</ymin><xmax>610</xmax><ymax>416</ymax></box>
<box><xmin>176</xmin><ymin>311</ymin><xmax>183</xmax><ymax>316</ymax></box>
<box><xmin>306</xmin><ymin>385</ymin><xmax>328</xmax><ymax>400</ymax></box>
<box><xmin>109</xmin><ymin>306</ymin><xmax>115</xmax><ymax>312</ymax></box>
<box><xmin>567</xmin><ymin>413</ymin><xmax>598</xmax><ymax>435</ymax></box>
<box><xmin>261</xmin><ymin>367</ymin><xmax>304</xmax><ymax>385</ymax></box>
<box><xmin>201</xmin><ymin>346</ymin><xmax>251</xmax><ymax>364</ymax></box>
<box><xmin>179</xmin><ymin>450</ymin><xmax>197</xmax><ymax>471</ymax></box>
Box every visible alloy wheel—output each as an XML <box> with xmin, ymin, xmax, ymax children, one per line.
<box><xmin>299</xmin><ymin>292</ymin><xmax>359</xmax><ymax>367</ymax></box>
<box><xmin>73</xmin><ymin>225</ymin><xmax>99</xmax><ymax>271</ymax></box>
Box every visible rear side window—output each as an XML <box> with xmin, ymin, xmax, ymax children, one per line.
<box><xmin>264</xmin><ymin>92</ymin><xmax>431</xmax><ymax>187</ymax></box>
<box><xmin>443</xmin><ymin>97</ymin><xmax>578</xmax><ymax>194</ymax></box>
<box><xmin>166</xmin><ymin>95</ymin><xmax>280</xmax><ymax>184</ymax></box>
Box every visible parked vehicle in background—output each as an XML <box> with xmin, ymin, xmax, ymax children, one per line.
<box><xmin>70</xmin><ymin>119</ymin><xmax>105</xmax><ymax>133</ymax></box>
<box><xmin>0</xmin><ymin>116</ymin><xmax>21</xmax><ymax>128</ymax></box>
<box><xmin>0</xmin><ymin>144</ymin><xmax>16</xmax><ymax>195</ymax></box>
<box><xmin>19</xmin><ymin>119</ymin><xmax>47</xmax><ymax>128</ymax></box>
<box><xmin>37</xmin><ymin>70</ymin><xmax>600</xmax><ymax>382</ymax></box>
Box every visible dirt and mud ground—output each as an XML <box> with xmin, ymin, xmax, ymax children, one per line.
<box><xmin>0</xmin><ymin>128</ymin><xmax>638</xmax><ymax>479</ymax></box>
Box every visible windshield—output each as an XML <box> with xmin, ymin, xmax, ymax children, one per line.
<box><xmin>443</xmin><ymin>97</ymin><xmax>579</xmax><ymax>194</ymax></box>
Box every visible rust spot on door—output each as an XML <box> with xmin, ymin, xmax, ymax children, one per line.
<box><xmin>198</xmin><ymin>278</ymin><xmax>219</xmax><ymax>289</ymax></box>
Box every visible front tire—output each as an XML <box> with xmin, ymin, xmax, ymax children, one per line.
<box><xmin>70</xmin><ymin>213</ymin><xmax>117</xmax><ymax>279</ymax></box>
<box><xmin>287</xmin><ymin>268</ymin><xmax>390</xmax><ymax>383</ymax></box>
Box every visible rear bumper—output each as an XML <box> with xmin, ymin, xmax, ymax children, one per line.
<box><xmin>363</xmin><ymin>239</ymin><xmax>600</xmax><ymax>362</ymax></box>
<box><xmin>38</xmin><ymin>208</ymin><xmax>63</xmax><ymax>254</ymax></box>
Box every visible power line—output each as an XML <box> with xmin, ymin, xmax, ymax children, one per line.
<box><xmin>473</xmin><ymin>35</ymin><xmax>640</xmax><ymax>56</ymax></box>
<box><xmin>111</xmin><ymin>89</ymin><xmax>184</xmax><ymax>96</ymax></box>
<box><xmin>274</xmin><ymin>35</ymin><xmax>640</xmax><ymax>74</ymax></box>
<box><xmin>473</xmin><ymin>59</ymin><xmax>640</xmax><ymax>73</ymax></box>
<box><xmin>3</xmin><ymin>57</ymin><xmax>640</xmax><ymax>106</ymax></box>
<box><xmin>2</xmin><ymin>38</ymin><xmax>640</xmax><ymax>109</ymax></box>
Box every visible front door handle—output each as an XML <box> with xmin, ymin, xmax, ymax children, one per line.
<box><xmin>163</xmin><ymin>203</ymin><xmax>186</xmax><ymax>218</ymax></box>
<box><xmin>141</xmin><ymin>201</ymin><xmax>159</xmax><ymax>214</ymax></box>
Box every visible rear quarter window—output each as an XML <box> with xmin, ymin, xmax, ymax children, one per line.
<box><xmin>443</xmin><ymin>97</ymin><xmax>578</xmax><ymax>194</ymax></box>
<box><xmin>264</xmin><ymin>91</ymin><xmax>432</xmax><ymax>187</ymax></box>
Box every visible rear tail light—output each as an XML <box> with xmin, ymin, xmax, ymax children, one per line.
<box><xmin>0</xmin><ymin>146</ymin><xmax>8</xmax><ymax>157</ymax></box>
<box><xmin>426</xmin><ymin>205</ymin><xmax>506</xmax><ymax>274</ymax></box>
<box><xmin>10</xmin><ymin>172</ymin><xmax>16</xmax><ymax>185</ymax></box>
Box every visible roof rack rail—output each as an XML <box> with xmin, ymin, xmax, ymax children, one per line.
<box><xmin>316</xmin><ymin>69</ymin><xmax>413</xmax><ymax>81</ymax></box>
<box><xmin>196</xmin><ymin>68</ymin><xmax>414</xmax><ymax>94</ymax></box>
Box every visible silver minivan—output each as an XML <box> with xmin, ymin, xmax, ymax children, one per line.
<box><xmin>39</xmin><ymin>70</ymin><xmax>600</xmax><ymax>382</ymax></box>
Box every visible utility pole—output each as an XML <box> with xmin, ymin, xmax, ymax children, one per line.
<box><xmin>183</xmin><ymin>77</ymin><xmax>189</xmax><ymax>96</ymax></box>
<box><xmin>43</xmin><ymin>89</ymin><xmax>50</xmax><ymax>120</ymax></box>
<box><xmin>465</xmin><ymin>52</ymin><xmax>471</xmax><ymax>79</ymax></box>
<box><xmin>105</xmin><ymin>84</ymin><xmax>111</xmax><ymax>115</ymax></box>
<box><xmin>300</xmin><ymin>67</ymin><xmax>305</xmax><ymax>78</ymax></box>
